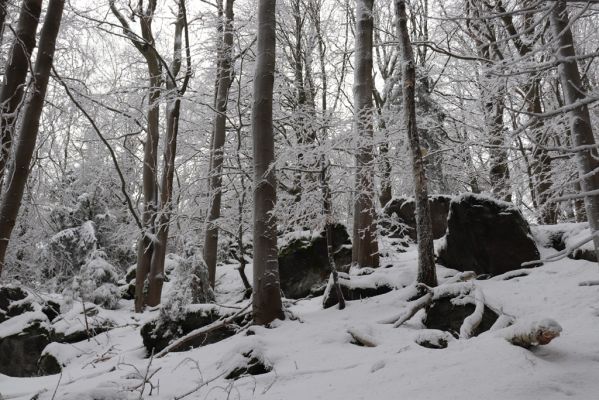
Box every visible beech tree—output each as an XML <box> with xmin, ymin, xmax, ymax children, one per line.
<box><xmin>0</xmin><ymin>0</ymin><xmax>43</xmax><ymax>189</ymax></box>
<box><xmin>0</xmin><ymin>0</ymin><xmax>65</xmax><ymax>276</ymax></box>
<box><xmin>549</xmin><ymin>0</ymin><xmax>599</xmax><ymax>260</ymax></box>
<box><xmin>352</xmin><ymin>0</ymin><xmax>379</xmax><ymax>270</ymax></box>
<box><xmin>204</xmin><ymin>0</ymin><xmax>236</xmax><ymax>289</ymax></box>
<box><xmin>395</xmin><ymin>0</ymin><xmax>437</xmax><ymax>287</ymax></box>
<box><xmin>252</xmin><ymin>0</ymin><xmax>285</xmax><ymax>325</ymax></box>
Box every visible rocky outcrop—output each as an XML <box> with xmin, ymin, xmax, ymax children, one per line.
<box><xmin>382</xmin><ymin>195</ymin><xmax>451</xmax><ymax>241</ymax></box>
<box><xmin>278</xmin><ymin>224</ymin><xmax>352</xmax><ymax>299</ymax></box>
<box><xmin>437</xmin><ymin>194</ymin><xmax>541</xmax><ymax>276</ymax></box>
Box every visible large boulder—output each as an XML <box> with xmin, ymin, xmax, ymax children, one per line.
<box><xmin>278</xmin><ymin>224</ymin><xmax>352</xmax><ymax>299</ymax></box>
<box><xmin>382</xmin><ymin>195</ymin><xmax>451</xmax><ymax>241</ymax></box>
<box><xmin>437</xmin><ymin>194</ymin><xmax>541</xmax><ymax>276</ymax></box>
<box><xmin>140</xmin><ymin>305</ymin><xmax>239</xmax><ymax>354</ymax></box>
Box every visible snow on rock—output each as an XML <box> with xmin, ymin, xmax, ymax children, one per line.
<box><xmin>1</xmin><ymin>244</ymin><xmax>599</xmax><ymax>399</ymax></box>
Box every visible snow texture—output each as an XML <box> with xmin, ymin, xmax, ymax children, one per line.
<box><xmin>1</xmin><ymin>242</ymin><xmax>599</xmax><ymax>399</ymax></box>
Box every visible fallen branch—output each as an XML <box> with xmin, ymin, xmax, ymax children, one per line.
<box><xmin>156</xmin><ymin>302</ymin><xmax>251</xmax><ymax>358</ymax></box>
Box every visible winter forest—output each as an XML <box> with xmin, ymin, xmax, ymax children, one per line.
<box><xmin>1</xmin><ymin>0</ymin><xmax>599</xmax><ymax>398</ymax></box>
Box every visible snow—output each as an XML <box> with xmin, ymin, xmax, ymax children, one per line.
<box><xmin>2</xmin><ymin>245</ymin><xmax>599</xmax><ymax>400</ymax></box>
<box><xmin>0</xmin><ymin>311</ymin><xmax>50</xmax><ymax>339</ymax></box>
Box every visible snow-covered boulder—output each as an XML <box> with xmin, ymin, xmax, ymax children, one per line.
<box><xmin>278</xmin><ymin>224</ymin><xmax>352</xmax><ymax>299</ymax></box>
<box><xmin>140</xmin><ymin>304</ymin><xmax>239</xmax><ymax>354</ymax></box>
<box><xmin>322</xmin><ymin>271</ymin><xmax>395</xmax><ymax>309</ymax></box>
<box><xmin>437</xmin><ymin>194</ymin><xmax>541</xmax><ymax>276</ymax></box>
<box><xmin>382</xmin><ymin>195</ymin><xmax>451</xmax><ymax>241</ymax></box>
<box><xmin>532</xmin><ymin>222</ymin><xmax>597</xmax><ymax>262</ymax></box>
<box><xmin>0</xmin><ymin>311</ymin><xmax>52</xmax><ymax>377</ymax></box>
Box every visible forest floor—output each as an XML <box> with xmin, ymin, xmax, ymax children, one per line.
<box><xmin>2</xmin><ymin>240</ymin><xmax>599</xmax><ymax>400</ymax></box>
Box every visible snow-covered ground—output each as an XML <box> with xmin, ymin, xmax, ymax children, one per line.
<box><xmin>2</xmin><ymin>243</ymin><xmax>599</xmax><ymax>400</ymax></box>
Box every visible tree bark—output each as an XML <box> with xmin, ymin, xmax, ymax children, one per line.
<box><xmin>351</xmin><ymin>0</ymin><xmax>379</xmax><ymax>269</ymax></box>
<box><xmin>0</xmin><ymin>0</ymin><xmax>43</xmax><ymax>189</ymax></box>
<box><xmin>0</xmin><ymin>0</ymin><xmax>64</xmax><ymax>277</ymax></box>
<box><xmin>204</xmin><ymin>0</ymin><xmax>235</xmax><ymax>289</ymax></box>
<box><xmin>396</xmin><ymin>0</ymin><xmax>437</xmax><ymax>287</ymax></box>
<box><xmin>550</xmin><ymin>0</ymin><xmax>599</xmax><ymax>261</ymax></box>
<box><xmin>251</xmin><ymin>0</ymin><xmax>284</xmax><ymax>325</ymax></box>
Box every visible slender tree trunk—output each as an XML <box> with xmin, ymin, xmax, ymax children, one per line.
<box><xmin>550</xmin><ymin>0</ymin><xmax>599</xmax><ymax>261</ymax></box>
<box><xmin>252</xmin><ymin>0</ymin><xmax>284</xmax><ymax>325</ymax></box>
<box><xmin>0</xmin><ymin>0</ymin><xmax>43</xmax><ymax>189</ymax></box>
<box><xmin>352</xmin><ymin>0</ymin><xmax>379</xmax><ymax>269</ymax></box>
<box><xmin>0</xmin><ymin>0</ymin><xmax>64</xmax><ymax>277</ymax></box>
<box><xmin>146</xmin><ymin>0</ymin><xmax>190</xmax><ymax>306</ymax></box>
<box><xmin>110</xmin><ymin>1</ymin><xmax>163</xmax><ymax>311</ymax></box>
<box><xmin>204</xmin><ymin>0</ymin><xmax>235</xmax><ymax>289</ymax></box>
<box><xmin>396</xmin><ymin>0</ymin><xmax>437</xmax><ymax>287</ymax></box>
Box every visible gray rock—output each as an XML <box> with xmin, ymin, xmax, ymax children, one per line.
<box><xmin>437</xmin><ymin>194</ymin><xmax>541</xmax><ymax>276</ymax></box>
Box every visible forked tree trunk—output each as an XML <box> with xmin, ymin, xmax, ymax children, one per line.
<box><xmin>0</xmin><ymin>0</ymin><xmax>43</xmax><ymax>189</ymax></box>
<box><xmin>252</xmin><ymin>0</ymin><xmax>284</xmax><ymax>325</ymax></box>
<box><xmin>396</xmin><ymin>0</ymin><xmax>437</xmax><ymax>287</ymax></box>
<box><xmin>204</xmin><ymin>0</ymin><xmax>235</xmax><ymax>289</ymax></box>
<box><xmin>147</xmin><ymin>0</ymin><xmax>190</xmax><ymax>306</ymax></box>
<box><xmin>0</xmin><ymin>0</ymin><xmax>64</xmax><ymax>277</ymax></box>
<box><xmin>550</xmin><ymin>0</ymin><xmax>599</xmax><ymax>261</ymax></box>
<box><xmin>110</xmin><ymin>0</ymin><xmax>162</xmax><ymax>311</ymax></box>
<box><xmin>352</xmin><ymin>0</ymin><xmax>379</xmax><ymax>269</ymax></box>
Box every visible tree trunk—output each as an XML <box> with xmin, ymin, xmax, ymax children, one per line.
<box><xmin>0</xmin><ymin>0</ymin><xmax>43</xmax><ymax>189</ymax></box>
<box><xmin>0</xmin><ymin>0</ymin><xmax>64</xmax><ymax>277</ymax></box>
<box><xmin>110</xmin><ymin>0</ymin><xmax>163</xmax><ymax>311</ymax></box>
<box><xmin>396</xmin><ymin>0</ymin><xmax>437</xmax><ymax>287</ymax></box>
<box><xmin>204</xmin><ymin>0</ymin><xmax>235</xmax><ymax>289</ymax></box>
<box><xmin>252</xmin><ymin>0</ymin><xmax>284</xmax><ymax>325</ymax></box>
<box><xmin>351</xmin><ymin>0</ymin><xmax>379</xmax><ymax>269</ymax></box>
<box><xmin>550</xmin><ymin>0</ymin><xmax>599</xmax><ymax>261</ymax></box>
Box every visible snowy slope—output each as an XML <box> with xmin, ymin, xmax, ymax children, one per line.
<box><xmin>1</xmin><ymin>246</ymin><xmax>599</xmax><ymax>400</ymax></box>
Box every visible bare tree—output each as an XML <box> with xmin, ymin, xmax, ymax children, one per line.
<box><xmin>0</xmin><ymin>0</ymin><xmax>65</xmax><ymax>276</ymax></box>
<box><xmin>252</xmin><ymin>0</ymin><xmax>284</xmax><ymax>325</ymax></box>
<box><xmin>146</xmin><ymin>0</ymin><xmax>191</xmax><ymax>306</ymax></box>
<box><xmin>0</xmin><ymin>0</ymin><xmax>43</xmax><ymax>189</ymax></box>
<box><xmin>396</xmin><ymin>0</ymin><xmax>437</xmax><ymax>287</ymax></box>
<box><xmin>352</xmin><ymin>0</ymin><xmax>379</xmax><ymax>269</ymax></box>
<box><xmin>549</xmin><ymin>0</ymin><xmax>599</xmax><ymax>260</ymax></box>
<box><xmin>204</xmin><ymin>0</ymin><xmax>236</xmax><ymax>289</ymax></box>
